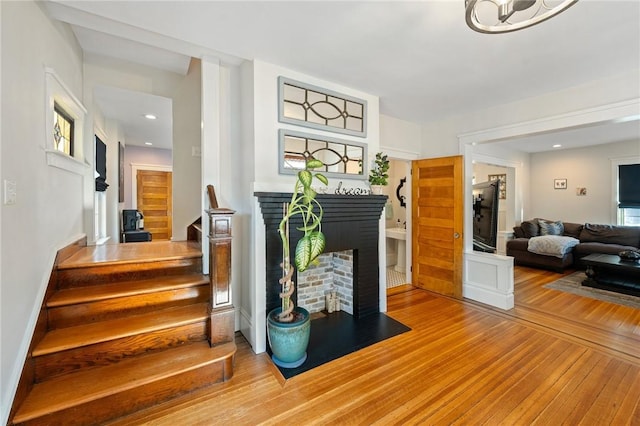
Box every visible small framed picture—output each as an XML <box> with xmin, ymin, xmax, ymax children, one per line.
<box><xmin>554</xmin><ymin>178</ymin><xmax>567</xmax><ymax>189</ymax></box>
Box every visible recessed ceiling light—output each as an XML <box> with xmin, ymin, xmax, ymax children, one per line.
<box><xmin>144</xmin><ymin>114</ymin><xmax>157</xmax><ymax>120</ymax></box>
<box><xmin>552</xmin><ymin>144</ymin><xmax>562</xmax><ymax>148</ymax></box>
<box><xmin>144</xmin><ymin>142</ymin><xmax>153</xmax><ymax>146</ymax></box>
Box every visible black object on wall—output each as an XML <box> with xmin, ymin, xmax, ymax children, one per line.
<box><xmin>472</xmin><ymin>179</ymin><xmax>500</xmax><ymax>253</ymax></box>
<box><xmin>255</xmin><ymin>193</ymin><xmax>387</xmax><ymax>319</ymax></box>
<box><xmin>618</xmin><ymin>164</ymin><xmax>640</xmax><ymax>208</ymax></box>
<box><xmin>396</xmin><ymin>177</ymin><xmax>406</xmax><ymax>208</ymax></box>
<box><xmin>95</xmin><ymin>136</ymin><xmax>109</xmax><ymax>192</ymax></box>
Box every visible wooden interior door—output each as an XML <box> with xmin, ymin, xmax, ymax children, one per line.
<box><xmin>412</xmin><ymin>156</ymin><xmax>464</xmax><ymax>298</ymax></box>
<box><xmin>136</xmin><ymin>170</ymin><xmax>173</xmax><ymax>241</ymax></box>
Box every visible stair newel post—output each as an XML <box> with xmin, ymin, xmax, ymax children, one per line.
<box><xmin>207</xmin><ymin>207</ymin><xmax>236</xmax><ymax>347</ymax></box>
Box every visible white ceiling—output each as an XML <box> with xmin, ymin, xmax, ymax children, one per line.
<box><xmin>93</xmin><ymin>86</ymin><xmax>173</xmax><ymax>150</ymax></box>
<box><xmin>45</xmin><ymin>0</ymin><xmax>640</xmax><ymax>152</ymax></box>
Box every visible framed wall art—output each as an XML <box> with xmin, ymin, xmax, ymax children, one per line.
<box><xmin>554</xmin><ymin>178</ymin><xmax>567</xmax><ymax>189</ymax></box>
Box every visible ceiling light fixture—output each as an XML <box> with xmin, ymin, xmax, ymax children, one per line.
<box><xmin>465</xmin><ymin>0</ymin><xmax>579</xmax><ymax>34</ymax></box>
<box><xmin>552</xmin><ymin>144</ymin><xmax>562</xmax><ymax>148</ymax></box>
<box><xmin>145</xmin><ymin>142</ymin><xmax>153</xmax><ymax>146</ymax></box>
<box><xmin>144</xmin><ymin>114</ymin><xmax>157</xmax><ymax>120</ymax></box>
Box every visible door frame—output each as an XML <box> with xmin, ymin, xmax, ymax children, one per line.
<box><xmin>382</xmin><ymin>147</ymin><xmax>419</xmax><ymax>285</ymax></box>
<box><xmin>130</xmin><ymin>163</ymin><xmax>172</xmax><ymax>210</ymax></box>
<box><xmin>457</xmin><ymin>99</ymin><xmax>639</xmax><ymax>310</ymax></box>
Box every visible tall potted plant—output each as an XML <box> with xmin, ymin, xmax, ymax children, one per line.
<box><xmin>369</xmin><ymin>152</ymin><xmax>390</xmax><ymax>194</ymax></box>
<box><xmin>267</xmin><ymin>158</ymin><xmax>328</xmax><ymax>368</ymax></box>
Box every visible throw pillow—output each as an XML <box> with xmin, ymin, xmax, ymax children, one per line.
<box><xmin>562</xmin><ymin>222</ymin><xmax>583</xmax><ymax>239</ymax></box>
<box><xmin>513</xmin><ymin>226</ymin><xmax>525</xmax><ymax>239</ymax></box>
<box><xmin>538</xmin><ymin>219</ymin><xmax>564</xmax><ymax>236</ymax></box>
<box><xmin>521</xmin><ymin>221</ymin><xmax>539</xmax><ymax>238</ymax></box>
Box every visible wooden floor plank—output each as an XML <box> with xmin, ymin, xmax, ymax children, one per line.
<box><xmin>108</xmin><ymin>266</ymin><xmax>640</xmax><ymax>425</ymax></box>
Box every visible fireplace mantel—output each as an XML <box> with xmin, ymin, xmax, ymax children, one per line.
<box><xmin>255</xmin><ymin>193</ymin><xmax>387</xmax><ymax>318</ymax></box>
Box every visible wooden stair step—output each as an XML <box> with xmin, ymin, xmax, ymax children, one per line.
<box><xmin>56</xmin><ymin>242</ymin><xmax>203</xmax><ymax>270</ymax></box>
<box><xmin>34</xmin><ymin>321</ymin><xmax>208</xmax><ymax>382</ymax></box>
<box><xmin>13</xmin><ymin>341</ymin><xmax>236</xmax><ymax>424</ymax></box>
<box><xmin>47</xmin><ymin>274</ymin><xmax>208</xmax><ymax>307</ymax></box>
<box><xmin>55</xmin><ymin>258</ymin><xmax>203</xmax><ymax>289</ymax></box>
<box><xmin>33</xmin><ymin>304</ymin><xmax>208</xmax><ymax>357</ymax></box>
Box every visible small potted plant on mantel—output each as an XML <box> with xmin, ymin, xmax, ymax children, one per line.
<box><xmin>267</xmin><ymin>158</ymin><xmax>328</xmax><ymax>368</ymax></box>
<box><xmin>369</xmin><ymin>152</ymin><xmax>390</xmax><ymax>194</ymax></box>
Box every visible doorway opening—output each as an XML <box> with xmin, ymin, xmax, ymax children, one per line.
<box><xmin>130</xmin><ymin>163</ymin><xmax>173</xmax><ymax>241</ymax></box>
<box><xmin>384</xmin><ymin>158</ymin><xmax>412</xmax><ymax>289</ymax></box>
<box><xmin>136</xmin><ymin>169</ymin><xmax>173</xmax><ymax>241</ymax></box>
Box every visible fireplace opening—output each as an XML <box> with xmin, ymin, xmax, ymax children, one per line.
<box><xmin>297</xmin><ymin>250</ymin><xmax>354</xmax><ymax>315</ymax></box>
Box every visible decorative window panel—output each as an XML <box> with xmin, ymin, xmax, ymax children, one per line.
<box><xmin>53</xmin><ymin>103</ymin><xmax>74</xmax><ymax>156</ymax></box>
<box><xmin>278</xmin><ymin>77</ymin><xmax>367</xmax><ymax>137</ymax></box>
<box><xmin>279</xmin><ymin>129</ymin><xmax>367</xmax><ymax>180</ymax></box>
<box><xmin>45</xmin><ymin>67</ymin><xmax>88</xmax><ymax>175</ymax></box>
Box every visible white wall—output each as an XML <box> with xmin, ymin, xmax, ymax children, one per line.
<box><xmin>380</xmin><ymin>114</ymin><xmax>422</xmax><ymax>154</ymax></box>
<box><xmin>171</xmin><ymin>59</ymin><xmax>202</xmax><ymax>241</ymax></box>
<box><xmin>243</xmin><ymin>59</ymin><xmax>381</xmax><ymax>353</ymax></box>
<box><xmin>239</xmin><ymin>60</ymin><xmax>256</xmax><ymax>343</ymax></box>
<box><xmin>123</xmin><ymin>145</ymin><xmax>172</xmax><ymax>208</ymax></box>
<box><xmin>104</xmin><ymin>119</ymin><xmax>125</xmax><ymax>242</ymax></box>
<box><xmin>0</xmin><ymin>2</ymin><xmax>85</xmax><ymax>421</ymax></box>
<box><xmin>214</xmin><ymin>62</ymin><xmax>245</xmax><ymax>330</ymax></box>
<box><xmin>421</xmin><ymin>70</ymin><xmax>640</xmax><ymax>158</ymax></box>
<box><xmin>379</xmin><ymin>114</ymin><xmax>420</xmax><ymax>227</ymax></box>
<box><xmin>529</xmin><ymin>139</ymin><xmax>640</xmax><ymax>224</ymax></box>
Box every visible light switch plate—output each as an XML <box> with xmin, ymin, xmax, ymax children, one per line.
<box><xmin>4</xmin><ymin>179</ymin><xmax>16</xmax><ymax>205</ymax></box>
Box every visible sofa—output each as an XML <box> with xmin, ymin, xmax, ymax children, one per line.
<box><xmin>506</xmin><ymin>219</ymin><xmax>640</xmax><ymax>272</ymax></box>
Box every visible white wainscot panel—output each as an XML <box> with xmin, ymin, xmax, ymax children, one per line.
<box><xmin>464</xmin><ymin>251</ymin><xmax>514</xmax><ymax>310</ymax></box>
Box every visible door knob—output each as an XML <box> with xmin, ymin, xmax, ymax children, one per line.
<box><xmin>453</xmin><ymin>232</ymin><xmax>460</xmax><ymax>239</ymax></box>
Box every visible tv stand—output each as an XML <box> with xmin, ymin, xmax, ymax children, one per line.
<box><xmin>473</xmin><ymin>239</ymin><xmax>496</xmax><ymax>253</ymax></box>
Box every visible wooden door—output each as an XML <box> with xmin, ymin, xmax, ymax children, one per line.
<box><xmin>136</xmin><ymin>170</ymin><xmax>172</xmax><ymax>241</ymax></box>
<box><xmin>412</xmin><ymin>156</ymin><xmax>464</xmax><ymax>298</ymax></box>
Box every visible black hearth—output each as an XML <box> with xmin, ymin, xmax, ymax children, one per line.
<box><xmin>255</xmin><ymin>193</ymin><xmax>387</xmax><ymax>318</ymax></box>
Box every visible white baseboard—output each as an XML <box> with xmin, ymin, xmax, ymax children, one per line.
<box><xmin>464</xmin><ymin>283</ymin><xmax>514</xmax><ymax>310</ymax></box>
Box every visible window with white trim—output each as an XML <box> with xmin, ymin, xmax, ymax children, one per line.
<box><xmin>45</xmin><ymin>67</ymin><xmax>87</xmax><ymax>175</ymax></box>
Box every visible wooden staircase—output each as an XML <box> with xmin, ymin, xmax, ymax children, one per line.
<box><xmin>11</xmin><ymin>241</ymin><xmax>236</xmax><ymax>425</ymax></box>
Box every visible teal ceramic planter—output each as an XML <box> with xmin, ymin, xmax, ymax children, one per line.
<box><xmin>267</xmin><ymin>307</ymin><xmax>311</xmax><ymax>368</ymax></box>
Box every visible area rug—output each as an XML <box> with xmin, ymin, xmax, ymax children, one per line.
<box><xmin>543</xmin><ymin>271</ymin><xmax>640</xmax><ymax>309</ymax></box>
<box><xmin>269</xmin><ymin>311</ymin><xmax>411</xmax><ymax>380</ymax></box>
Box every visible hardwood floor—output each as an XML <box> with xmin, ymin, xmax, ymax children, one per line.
<box><xmin>110</xmin><ymin>266</ymin><xmax>639</xmax><ymax>425</ymax></box>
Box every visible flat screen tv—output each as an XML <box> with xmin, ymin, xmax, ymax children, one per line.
<box><xmin>472</xmin><ymin>180</ymin><xmax>500</xmax><ymax>253</ymax></box>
